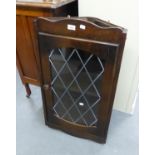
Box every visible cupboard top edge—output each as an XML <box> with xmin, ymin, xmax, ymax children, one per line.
<box><xmin>16</xmin><ymin>0</ymin><xmax>76</xmax><ymax>9</ymax></box>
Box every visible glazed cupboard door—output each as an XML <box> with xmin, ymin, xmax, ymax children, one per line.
<box><xmin>35</xmin><ymin>17</ymin><xmax>126</xmax><ymax>143</ymax></box>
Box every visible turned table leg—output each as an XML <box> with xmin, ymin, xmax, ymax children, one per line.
<box><xmin>24</xmin><ymin>83</ymin><xmax>31</xmax><ymax>97</ymax></box>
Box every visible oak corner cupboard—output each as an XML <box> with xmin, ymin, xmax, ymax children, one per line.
<box><xmin>16</xmin><ymin>0</ymin><xmax>78</xmax><ymax>97</ymax></box>
<box><xmin>35</xmin><ymin>17</ymin><xmax>127</xmax><ymax>143</ymax></box>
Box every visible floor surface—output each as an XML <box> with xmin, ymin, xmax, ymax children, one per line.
<box><xmin>16</xmin><ymin>73</ymin><xmax>139</xmax><ymax>155</ymax></box>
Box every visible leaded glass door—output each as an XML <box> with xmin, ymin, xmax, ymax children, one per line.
<box><xmin>49</xmin><ymin>47</ymin><xmax>104</xmax><ymax>127</ymax></box>
<box><xmin>36</xmin><ymin>17</ymin><xmax>127</xmax><ymax>143</ymax></box>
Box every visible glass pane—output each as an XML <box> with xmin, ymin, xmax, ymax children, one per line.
<box><xmin>49</xmin><ymin>48</ymin><xmax>105</xmax><ymax>127</ymax></box>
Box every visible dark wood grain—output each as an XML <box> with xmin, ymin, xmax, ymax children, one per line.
<box><xmin>35</xmin><ymin>17</ymin><xmax>127</xmax><ymax>143</ymax></box>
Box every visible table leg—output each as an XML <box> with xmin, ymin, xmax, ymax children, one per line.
<box><xmin>24</xmin><ymin>83</ymin><xmax>31</xmax><ymax>97</ymax></box>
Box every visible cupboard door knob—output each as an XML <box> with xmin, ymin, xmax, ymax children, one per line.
<box><xmin>43</xmin><ymin>84</ymin><xmax>51</xmax><ymax>90</ymax></box>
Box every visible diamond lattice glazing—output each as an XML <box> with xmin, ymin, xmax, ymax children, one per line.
<box><xmin>49</xmin><ymin>48</ymin><xmax>104</xmax><ymax>126</ymax></box>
